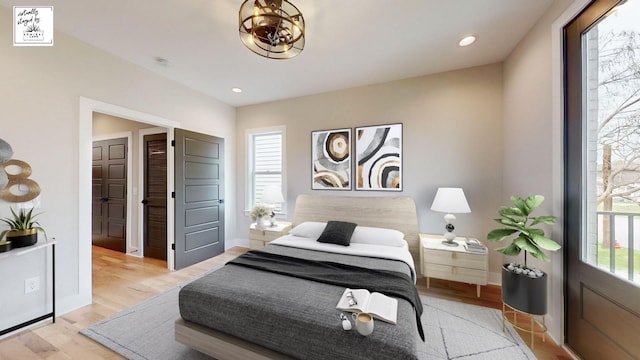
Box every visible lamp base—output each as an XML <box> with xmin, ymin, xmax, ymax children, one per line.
<box><xmin>442</xmin><ymin>229</ymin><xmax>458</xmax><ymax>247</ymax></box>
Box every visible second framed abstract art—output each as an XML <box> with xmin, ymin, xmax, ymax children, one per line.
<box><xmin>355</xmin><ymin>123</ymin><xmax>402</xmax><ymax>191</ymax></box>
<box><xmin>311</xmin><ymin>128</ymin><xmax>351</xmax><ymax>190</ymax></box>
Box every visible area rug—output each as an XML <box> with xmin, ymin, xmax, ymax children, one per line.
<box><xmin>81</xmin><ymin>287</ymin><xmax>536</xmax><ymax>360</ymax></box>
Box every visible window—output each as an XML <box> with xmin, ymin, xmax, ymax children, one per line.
<box><xmin>581</xmin><ymin>2</ymin><xmax>640</xmax><ymax>284</ymax></box>
<box><xmin>247</xmin><ymin>127</ymin><xmax>286</xmax><ymax>214</ymax></box>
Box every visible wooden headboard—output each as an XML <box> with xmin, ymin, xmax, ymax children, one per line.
<box><xmin>291</xmin><ymin>194</ymin><xmax>420</xmax><ymax>267</ymax></box>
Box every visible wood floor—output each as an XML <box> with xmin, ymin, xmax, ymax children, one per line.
<box><xmin>0</xmin><ymin>246</ymin><xmax>574</xmax><ymax>359</ymax></box>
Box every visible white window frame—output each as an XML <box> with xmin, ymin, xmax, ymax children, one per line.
<box><xmin>246</xmin><ymin>126</ymin><xmax>287</xmax><ymax>216</ymax></box>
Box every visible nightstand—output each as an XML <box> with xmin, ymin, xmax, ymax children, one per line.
<box><xmin>249</xmin><ymin>221</ymin><xmax>292</xmax><ymax>249</ymax></box>
<box><xmin>420</xmin><ymin>233</ymin><xmax>488</xmax><ymax>297</ymax></box>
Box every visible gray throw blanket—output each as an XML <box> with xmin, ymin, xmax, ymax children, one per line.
<box><xmin>228</xmin><ymin>250</ymin><xmax>425</xmax><ymax>341</ymax></box>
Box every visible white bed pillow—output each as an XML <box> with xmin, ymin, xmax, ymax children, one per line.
<box><xmin>289</xmin><ymin>221</ymin><xmax>326</xmax><ymax>238</ymax></box>
<box><xmin>290</xmin><ymin>222</ymin><xmax>406</xmax><ymax>247</ymax></box>
<box><xmin>351</xmin><ymin>226</ymin><xmax>406</xmax><ymax>247</ymax></box>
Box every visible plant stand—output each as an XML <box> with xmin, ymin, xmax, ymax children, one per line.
<box><xmin>502</xmin><ymin>302</ymin><xmax>546</xmax><ymax>350</ymax></box>
<box><xmin>501</xmin><ymin>265</ymin><xmax>547</xmax><ymax>314</ymax></box>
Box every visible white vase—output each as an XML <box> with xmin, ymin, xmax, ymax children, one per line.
<box><xmin>255</xmin><ymin>216</ymin><xmax>270</xmax><ymax>230</ymax></box>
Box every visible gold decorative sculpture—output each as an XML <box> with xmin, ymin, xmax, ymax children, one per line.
<box><xmin>0</xmin><ymin>139</ymin><xmax>41</xmax><ymax>203</ymax></box>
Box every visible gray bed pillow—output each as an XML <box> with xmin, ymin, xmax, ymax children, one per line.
<box><xmin>316</xmin><ymin>220</ymin><xmax>357</xmax><ymax>246</ymax></box>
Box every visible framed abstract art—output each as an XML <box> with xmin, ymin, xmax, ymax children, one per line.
<box><xmin>311</xmin><ymin>128</ymin><xmax>351</xmax><ymax>190</ymax></box>
<box><xmin>355</xmin><ymin>123</ymin><xmax>402</xmax><ymax>191</ymax></box>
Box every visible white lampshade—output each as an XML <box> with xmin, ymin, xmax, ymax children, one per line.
<box><xmin>430</xmin><ymin>188</ymin><xmax>471</xmax><ymax>214</ymax></box>
<box><xmin>260</xmin><ymin>185</ymin><xmax>285</xmax><ymax>205</ymax></box>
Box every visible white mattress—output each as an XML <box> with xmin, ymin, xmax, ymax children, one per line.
<box><xmin>270</xmin><ymin>234</ymin><xmax>417</xmax><ymax>282</ymax></box>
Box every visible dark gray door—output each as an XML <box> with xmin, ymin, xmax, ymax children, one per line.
<box><xmin>174</xmin><ymin>129</ymin><xmax>224</xmax><ymax>269</ymax></box>
<box><xmin>92</xmin><ymin>138</ymin><xmax>127</xmax><ymax>253</ymax></box>
<box><xmin>565</xmin><ymin>1</ymin><xmax>640</xmax><ymax>358</ymax></box>
<box><xmin>143</xmin><ymin>133</ymin><xmax>167</xmax><ymax>260</ymax></box>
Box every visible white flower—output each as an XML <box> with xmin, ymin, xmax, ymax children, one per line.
<box><xmin>250</xmin><ymin>203</ymin><xmax>272</xmax><ymax>221</ymax></box>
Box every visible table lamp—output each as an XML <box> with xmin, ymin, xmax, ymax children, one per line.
<box><xmin>260</xmin><ymin>185</ymin><xmax>285</xmax><ymax>227</ymax></box>
<box><xmin>430</xmin><ymin>187</ymin><xmax>471</xmax><ymax>246</ymax></box>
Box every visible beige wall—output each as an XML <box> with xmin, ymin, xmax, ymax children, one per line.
<box><xmin>503</xmin><ymin>0</ymin><xmax>574</xmax><ymax>343</ymax></box>
<box><xmin>0</xmin><ymin>4</ymin><xmax>236</xmax><ymax>325</ymax></box>
<box><xmin>237</xmin><ymin>63</ymin><xmax>505</xmax><ymax>277</ymax></box>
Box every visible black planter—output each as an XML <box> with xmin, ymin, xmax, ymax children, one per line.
<box><xmin>0</xmin><ymin>240</ymin><xmax>11</xmax><ymax>252</ymax></box>
<box><xmin>6</xmin><ymin>229</ymin><xmax>38</xmax><ymax>248</ymax></box>
<box><xmin>501</xmin><ymin>264</ymin><xmax>547</xmax><ymax>315</ymax></box>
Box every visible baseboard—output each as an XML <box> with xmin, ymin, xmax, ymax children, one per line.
<box><xmin>561</xmin><ymin>344</ymin><xmax>582</xmax><ymax>360</ymax></box>
<box><xmin>225</xmin><ymin>237</ymin><xmax>249</xmax><ymax>250</ymax></box>
<box><xmin>57</xmin><ymin>293</ymin><xmax>92</xmax><ymax>317</ymax></box>
<box><xmin>488</xmin><ymin>271</ymin><xmax>501</xmax><ymax>285</ymax></box>
<box><xmin>126</xmin><ymin>248</ymin><xmax>142</xmax><ymax>258</ymax></box>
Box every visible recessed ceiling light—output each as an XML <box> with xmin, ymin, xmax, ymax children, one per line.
<box><xmin>458</xmin><ymin>35</ymin><xmax>477</xmax><ymax>47</ymax></box>
<box><xmin>231</xmin><ymin>87</ymin><xmax>243</xmax><ymax>93</ymax></box>
<box><xmin>154</xmin><ymin>57</ymin><xmax>169</xmax><ymax>66</ymax></box>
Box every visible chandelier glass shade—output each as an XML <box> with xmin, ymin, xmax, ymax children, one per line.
<box><xmin>239</xmin><ymin>0</ymin><xmax>305</xmax><ymax>59</ymax></box>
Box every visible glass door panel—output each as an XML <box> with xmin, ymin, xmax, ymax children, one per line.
<box><xmin>583</xmin><ymin>0</ymin><xmax>640</xmax><ymax>286</ymax></box>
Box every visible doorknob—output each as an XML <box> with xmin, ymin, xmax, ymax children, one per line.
<box><xmin>141</xmin><ymin>199</ymin><xmax>149</xmax><ymax>205</ymax></box>
<box><xmin>218</xmin><ymin>199</ymin><xmax>224</xmax><ymax>204</ymax></box>
<box><xmin>101</xmin><ymin>197</ymin><xmax>109</xmax><ymax>202</ymax></box>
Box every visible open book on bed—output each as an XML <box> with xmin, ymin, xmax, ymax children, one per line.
<box><xmin>336</xmin><ymin>288</ymin><xmax>398</xmax><ymax>324</ymax></box>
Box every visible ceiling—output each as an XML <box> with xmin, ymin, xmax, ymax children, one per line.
<box><xmin>2</xmin><ymin>0</ymin><xmax>555</xmax><ymax>107</ymax></box>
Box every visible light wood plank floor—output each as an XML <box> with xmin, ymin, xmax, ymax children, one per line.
<box><xmin>0</xmin><ymin>246</ymin><xmax>574</xmax><ymax>359</ymax></box>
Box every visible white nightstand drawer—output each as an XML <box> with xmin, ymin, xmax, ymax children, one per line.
<box><xmin>423</xmin><ymin>249</ymin><xmax>487</xmax><ymax>270</ymax></box>
<box><xmin>249</xmin><ymin>228</ymin><xmax>285</xmax><ymax>242</ymax></box>
<box><xmin>249</xmin><ymin>239</ymin><xmax>267</xmax><ymax>249</ymax></box>
<box><xmin>425</xmin><ymin>263</ymin><xmax>488</xmax><ymax>285</ymax></box>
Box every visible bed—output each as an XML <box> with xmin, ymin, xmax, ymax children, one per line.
<box><xmin>175</xmin><ymin>194</ymin><xmax>424</xmax><ymax>359</ymax></box>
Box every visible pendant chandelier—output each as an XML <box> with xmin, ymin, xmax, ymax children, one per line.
<box><xmin>239</xmin><ymin>0</ymin><xmax>305</xmax><ymax>59</ymax></box>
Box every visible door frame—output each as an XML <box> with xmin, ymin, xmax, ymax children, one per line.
<box><xmin>138</xmin><ymin>127</ymin><xmax>169</xmax><ymax>260</ymax></box>
<box><xmin>78</xmin><ymin>97</ymin><xmax>180</xmax><ymax>307</ymax></box>
<box><xmin>562</xmin><ymin>0</ymin><xmax>639</xmax><ymax>357</ymax></box>
<box><xmin>92</xmin><ymin>132</ymin><xmax>133</xmax><ymax>254</ymax></box>
<box><xmin>545</xmin><ymin>0</ymin><xmax>594</xmax><ymax>346</ymax></box>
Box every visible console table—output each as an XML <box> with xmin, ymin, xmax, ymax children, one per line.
<box><xmin>0</xmin><ymin>240</ymin><xmax>56</xmax><ymax>336</ymax></box>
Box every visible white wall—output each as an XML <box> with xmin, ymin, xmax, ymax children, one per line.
<box><xmin>236</xmin><ymin>63</ymin><xmax>505</xmax><ymax>279</ymax></box>
<box><xmin>0</xmin><ymin>5</ymin><xmax>236</xmax><ymax>330</ymax></box>
<box><xmin>502</xmin><ymin>0</ymin><xmax>574</xmax><ymax>344</ymax></box>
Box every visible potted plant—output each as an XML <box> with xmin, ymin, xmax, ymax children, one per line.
<box><xmin>487</xmin><ymin>195</ymin><xmax>561</xmax><ymax>315</ymax></box>
<box><xmin>0</xmin><ymin>207</ymin><xmax>47</xmax><ymax>248</ymax></box>
<box><xmin>250</xmin><ymin>203</ymin><xmax>273</xmax><ymax>230</ymax></box>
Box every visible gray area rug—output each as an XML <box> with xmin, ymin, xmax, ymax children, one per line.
<box><xmin>81</xmin><ymin>287</ymin><xmax>536</xmax><ymax>360</ymax></box>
